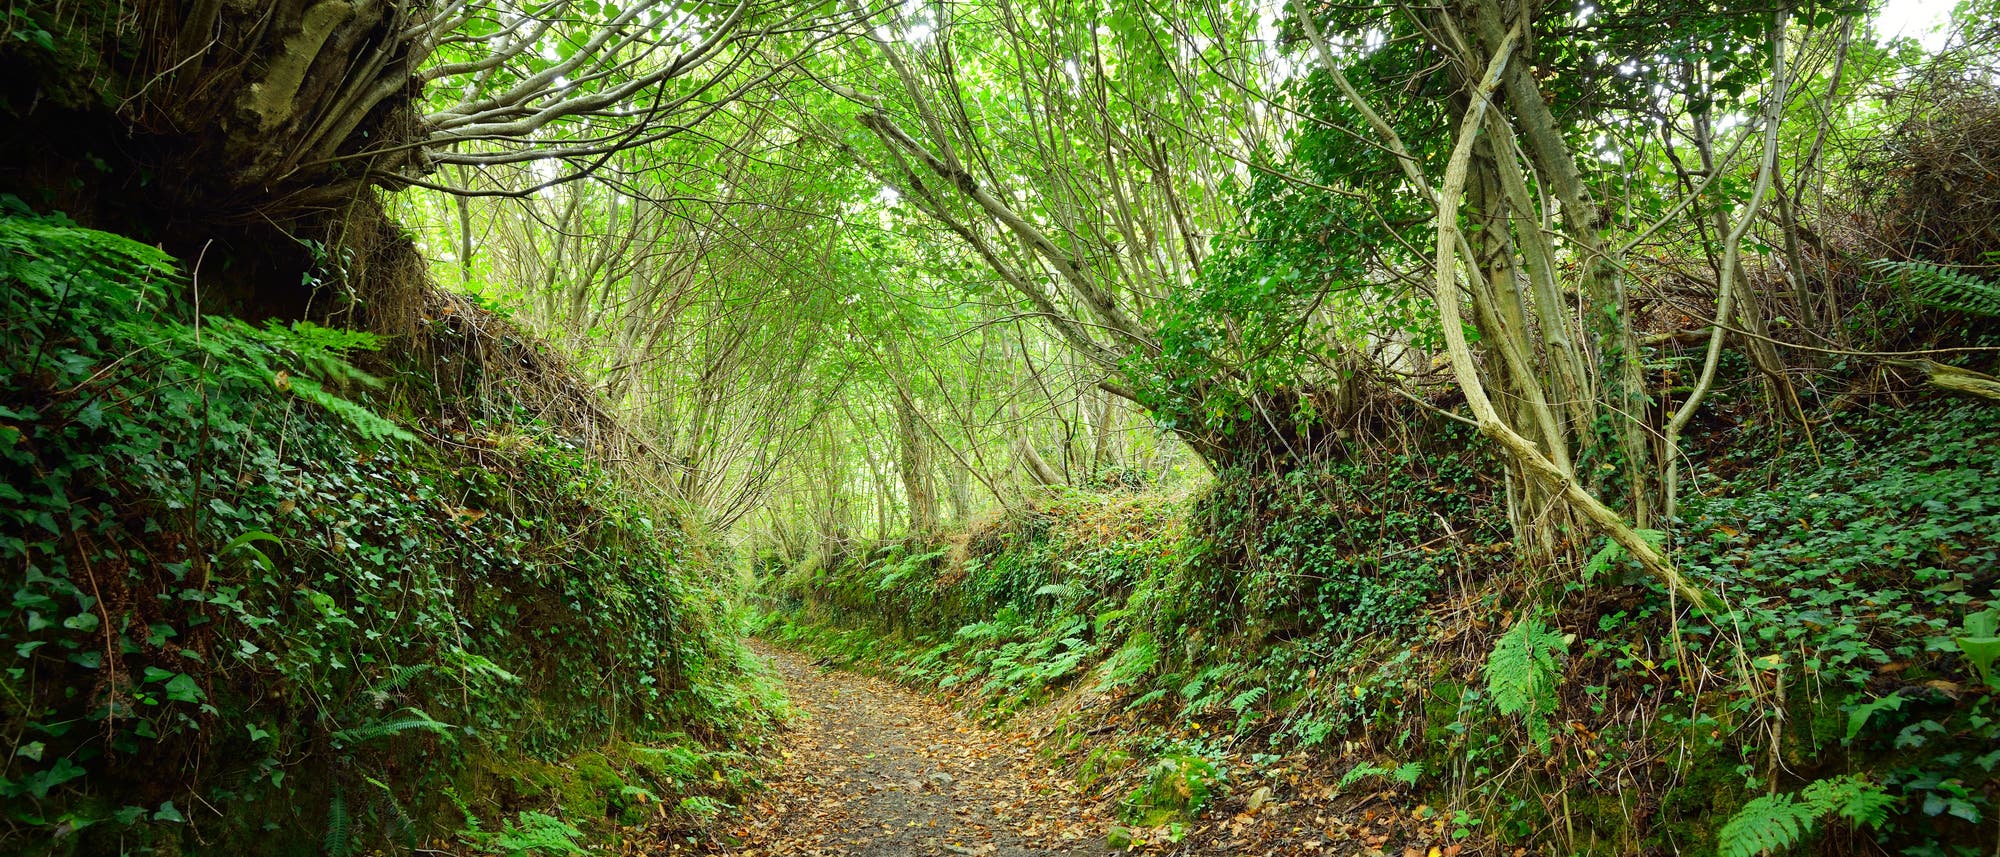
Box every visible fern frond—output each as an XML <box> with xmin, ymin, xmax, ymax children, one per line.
<box><xmin>1801</xmin><ymin>775</ymin><xmax>1897</xmax><ymax>830</ymax></box>
<box><xmin>1717</xmin><ymin>776</ymin><xmax>1896</xmax><ymax>857</ymax></box>
<box><xmin>289</xmin><ymin>375</ymin><xmax>415</xmax><ymax>443</ymax></box>
<box><xmin>0</xmin><ymin>216</ymin><xmax>178</xmax><ymax>291</ymax></box>
<box><xmin>370</xmin><ymin>663</ymin><xmax>433</xmax><ymax>695</ymax></box>
<box><xmin>1337</xmin><ymin>763</ymin><xmax>1388</xmax><ymax>789</ymax></box>
<box><xmin>445</xmin><ymin>649</ymin><xmax>521</xmax><ymax>684</ymax></box>
<box><xmin>1868</xmin><ymin>258</ymin><xmax>2000</xmax><ymax>316</ymax></box>
<box><xmin>366</xmin><ymin>775</ymin><xmax>418</xmax><ymax>845</ymax></box>
<box><xmin>1718</xmin><ymin>793</ymin><xmax>1818</xmax><ymax>857</ymax></box>
<box><xmin>331</xmin><ymin>707</ymin><xmax>454</xmax><ymax>747</ymax></box>
<box><xmin>1228</xmin><ymin>686</ymin><xmax>1268</xmax><ymax>714</ymax></box>
<box><xmin>495</xmin><ymin>811</ymin><xmax>587</xmax><ymax>855</ymax></box>
<box><xmin>1033</xmin><ymin>582</ymin><xmax>1081</xmax><ymax>600</ymax></box>
<box><xmin>1486</xmin><ymin>615</ymin><xmax>1568</xmax><ymax>750</ymax></box>
<box><xmin>324</xmin><ymin>791</ymin><xmax>352</xmax><ymax>857</ymax></box>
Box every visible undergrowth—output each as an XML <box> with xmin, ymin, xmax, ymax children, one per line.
<box><xmin>0</xmin><ymin>206</ymin><xmax>782</xmax><ymax>854</ymax></box>
<box><xmin>756</xmin><ymin>401</ymin><xmax>2000</xmax><ymax>855</ymax></box>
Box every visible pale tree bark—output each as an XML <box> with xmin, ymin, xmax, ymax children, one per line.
<box><xmin>1422</xmin><ymin>16</ymin><xmax>1713</xmax><ymax>611</ymax></box>
<box><xmin>1295</xmin><ymin>0</ymin><xmax>1711</xmax><ymax>607</ymax></box>
<box><xmin>1665</xmin><ymin>7</ymin><xmax>1794</xmax><ymax>521</ymax></box>
<box><xmin>894</xmin><ymin>391</ymin><xmax>939</xmax><ymax>535</ymax></box>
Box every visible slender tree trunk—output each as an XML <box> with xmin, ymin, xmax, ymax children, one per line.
<box><xmin>894</xmin><ymin>391</ymin><xmax>938</xmax><ymax>535</ymax></box>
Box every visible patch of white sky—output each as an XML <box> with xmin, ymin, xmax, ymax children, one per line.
<box><xmin>1879</xmin><ymin>0</ymin><xmax>1956</xmax><ymax>52</ymax></box>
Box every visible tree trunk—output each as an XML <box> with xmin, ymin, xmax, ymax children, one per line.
<box><xmin>895</xmin><ymin>392</ymin><xmax>938</xmax><ymax>535</ymax></box>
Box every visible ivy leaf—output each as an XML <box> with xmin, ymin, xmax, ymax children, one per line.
<box><xmin>1845</xmin><ymin>692</ymin><xmax>1904</xmax><ymax>743</ymax></box>
<box><xmin>163</xmin><ymin>673</ymin><xmax>203</xmax><ymax>703</ymax></box>
<box><xmin>27</xmin><ymin>757</ymin><xmax>85</xmax><ymax>798</ymax></box>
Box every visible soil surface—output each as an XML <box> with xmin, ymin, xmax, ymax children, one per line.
<box><xmin>705</xmin><ymin>645</ymin><xmax>1117</xmax><ymax>856</ymax></box>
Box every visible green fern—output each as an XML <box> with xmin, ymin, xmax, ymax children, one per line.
<box><xmin>161</xmin><ymin>317</ymin><xmax>414</xmax><ymax>443</ymax></box>
<box><xmin>1718</xmin><ymin>793</ymin><xmax>1819</xmax><ymax>857</ymax></box>
<box><xmin>1867</xmin><ymin>258</ymin><xmax>2000</xmax><ymax>316</ymax></box>
<box><xmin>1228</xmin><ymin>686</ymin><xmax>1267</xmax><ymax>714</ymax></box>
<box><xmin>1485</xmin><ymin>614</ymin><xmax>1568</xmax><ymax>751</ymax></box>
<box><xmin>367</xmin><ymin>775</ymin><xmax>418</xmax><ymax>846</ymax></box>
<box><xmin>331</xmin><ymin>707</ymin><xmax>454</xmax><ymax>748</ymax></box>
<box><xmin>1800</xmin><ymin>775</ymin><xmax>1897</xmax><ymax>829</ymax></box>
<box><xmin>491</xmin><ymin>811</ymin><xmax>586</xmax><ymax>856</ymax></box>
<box><xmin>324</xmin><ymin>791</ymin><xmax>353</xmax><ymax>857</ymax></box>
<box><xmin>1717</xmin><ymin>775</ymin><xmax>1897</xmax><ymax>856</ymax></box>
<box><xmin>0</xmin><ymin>214</ymin><xmax>176</xmax><ymax>290</ymax></box>
<box><xmin>676</xmin><ymin>795</ymin><xmax>723</xmax><ymax>820</ymax></box>
<box><xmin>368</xmin><ymin>663</ymin><xmax>434</xmax><ymax>697</ymax></box>
<box><xmin>0</xmin><ymin>211</ymin><xmax>413</xmax><ymax>445</ymax></box>
<box><xmin>1033</xmin><ymin>581</ymin><xmax>1082</xmax><ymax>600</ymax></box>
<box><xmin>1335</xmin><ymin>761</ymin><xmax>1423</xmax><ymax>792</ymax></box>
<box><xmin>1095</xmin><ymin>632</ymin><xmax>1159</xmax><ymax>692</ymax></box>
<box><xmin>1337</xmin><ymin>762</ymin><xmax>1386</xmax><ymax>789</ymax></box>
<box><xmin>288</xmin><ymin>375</ymin><xmax>414</xmax><ymax>443</ymax></box>
<box><xmin>444</xmin><ymin>648</ymin><xmax>522</xmax><ymax>684</ymax></box>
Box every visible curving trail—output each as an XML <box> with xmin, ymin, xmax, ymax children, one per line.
<box><xmin>706</xmin><ymin>645</ymin><xmax>1115</xmax><ymax>857</ymax></box>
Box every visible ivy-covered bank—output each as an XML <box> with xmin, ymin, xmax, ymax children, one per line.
<box><xmin>756</xmin><ymin>403</ymin><xmax>2000</xmax><ymax>855</ymax></box>
<box><xmin>0</xmin><ymin>208</ymin><xmax>780</xmax><ymax>855</ymax></box>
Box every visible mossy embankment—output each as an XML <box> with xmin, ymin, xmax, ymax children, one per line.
<box><xmin>0</xmin><ymin>208</ymin><xmax>782</xmax><ymax>855</ymax></box>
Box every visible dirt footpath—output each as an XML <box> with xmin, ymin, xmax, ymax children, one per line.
<box><xmin>706</xmin><ymin>645</ymin><xmax>1116</xmax><ymax>857</ymax></box>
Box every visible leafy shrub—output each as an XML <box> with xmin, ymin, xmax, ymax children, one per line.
<box><xmin>1165</xmin><ymin>426</ymin><xmax>1502</xmax><ymax>649</ymax></box>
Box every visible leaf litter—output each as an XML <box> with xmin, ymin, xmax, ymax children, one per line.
<box><xmin>677</xmin><ymin>645</ymin><xmax>1439</xmax><ymax>857</ymax></box>
<box><xmin>687</xmin><ymin>644</ymin><xmax>1113</xmax><ymax>856</ymax></box>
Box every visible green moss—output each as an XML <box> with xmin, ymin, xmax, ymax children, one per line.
<box><xmin>1119</xmin><ymin>753</ymin><xmax>1225</xmax><ymax>825</ymax></box>
<box><xmin>1078</xmin><ymin>746</ymin><xmax>1136</xmax><ymax>792</ymax></box>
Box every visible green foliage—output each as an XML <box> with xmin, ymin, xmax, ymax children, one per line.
<box><xmin>324</xmin><ymin>792</ymin><xmax>353</xmax><ymax>857</ymax></box>
<box><xmin>331</xmin><ymin>708</ymin><xmax>456</xmax><ymax>748</ymax></box>
<box><xmin>1626</xmin><ymin>402</ymin><xmax>2000</xmax><ymax>851</ymax></box>
<box><xmin>487</xmin><ymin>811</ymin><xmax>587</xmax><ymax>856</ymax></box>
<box><xmin>1337</xmin><ymin>761</ymin><xmax>1423</xmax><ymax>792</ymax></box>
<box><xmin>1167</xmin><ymin>425</ymin><xmax>1502</xmax><ymax>648</ymax></box>
<box><xmin>1716</xmin><ymin>776</ymin><xmax>1896</xmax><ymax>857</ymax></box>
<box><xmin>1120</xmin><ymin>752</ymin><xmax>1226</xmax><ymax>825</ymax></box>
<box><xmin>1678</xmin><ymin>402</ymin><xmax>2000</xmax><ymax>700</ymax></box>
<box><xmin>1094</xmin><ymin>632</ymin><xmax>1160</xmax><ymax>694</ymax></box>
<box><xmin>1485</xmin><ymin>614</ymin><xmax>1568</xmax><ymax>752</ymax></box>
<box><xmin>1955</xmin><ymin>608</ymin><xmax>2000</xmax><ymax>689</ymax></box>
<box><xmin>1868</xmin><ymin>258</ymin><xmax>2000</xmax><ymax>316</ymax></box>
<box><xmin>1583</xmin><ymin>528</ymin><xmax>1665</xmax><ymax>584</ymax></box>
<box><xmin>1717</xmin><ymin>792</ymin><xmax>1821</xmax><ymax>857</ymax></box>
<box><xmin>1802</xmin><ymin>775</ymin><xmax>1899</xmax><ymax>829</ymax></box>
<box><xmin>760</xmin><ymin>386</ymin><xmax>2000</xmax><ymax>856</ymax></box>
<box><xmin>0</xmin><ymin>210</ymin><xmax>778</xmax><ymax>851</ymax></box>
